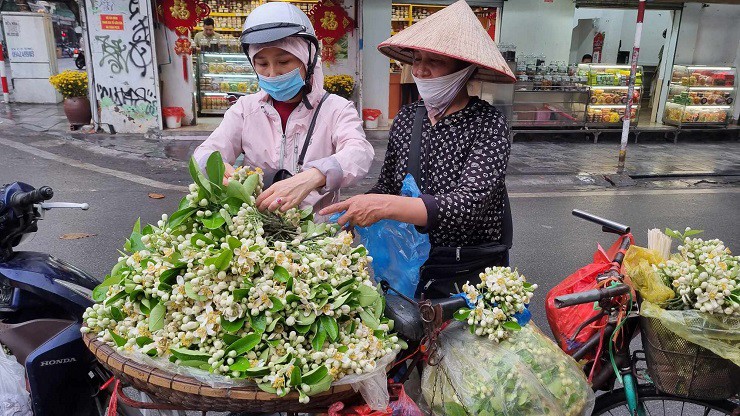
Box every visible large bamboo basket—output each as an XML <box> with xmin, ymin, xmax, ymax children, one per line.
<box><xmin>83</xmin><ymin>332</ymin><xmax>361</xmax><ymax>412</ymax></box>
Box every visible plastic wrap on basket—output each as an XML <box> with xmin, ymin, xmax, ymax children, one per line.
<box><xmin>421</xmin><ymin>321</ymin><xmax>595</xmax><ymax>416</ymax></box>
<box><xmin>354</xmin><ymin>174</ymin><xmax>431</xmax><ymax>299</ymax></box>
<box><xmin>623</xmin><ymin>246</ymin><xmax>675</xmax><ymax>304</ymax></box>
<box><xmin>0</xmin><ymin>346</ymin><xmax>33</xmax><ymax>416</ymax></box>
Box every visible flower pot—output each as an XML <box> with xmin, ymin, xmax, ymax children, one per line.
<box><xmin>63</xmin><ymin>96</ymin><xmax>92</xmax><ymax>125</ymax></box>
<box><xmin>165</xmin><ymin>115</ymin><xmax>182</xmax><ymax>129</ymax></box>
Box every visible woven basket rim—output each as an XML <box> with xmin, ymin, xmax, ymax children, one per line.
<box><xmin>83</xmin><ymin>332</ymin><xmax>354</xmax><ymax>401</ymax></box>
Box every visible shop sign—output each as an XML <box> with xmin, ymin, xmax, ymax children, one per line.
<box><xmin>100</xmin><ymin>14</ymin><xmax>124</xmax><ymax>30</ymax></box>
<box><xmin>5</xmin><ymin>20</ymin><xmax>19</xmax><ymax>37</ymax></box>
<box><xmin>10</xmin><ymin>47</ymin><xmax>35</xmax><ymax>58</ymax></box>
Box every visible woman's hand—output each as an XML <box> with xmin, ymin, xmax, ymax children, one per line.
<box><xmin>222</xmin><ymin>162</ymin><xmax>236</xmax><ymax>186</ymax></box>
<box><xmin>256</xmin><ymin>168</ymin><xmax>326</xmax><ymax>212</ymax></box>
<box><xmin>320</xmin><ymin>194</ymin><xmax>429</xmax><ymax>229</ymax></box>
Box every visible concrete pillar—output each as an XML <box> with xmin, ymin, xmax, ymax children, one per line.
<box><xmin>360</xmin><ymin>0</ymin><xmax>391</xmax><ymax>126</ymax></box>
<box><xmin>155</xmin><ymin>26</ymin><xmax>196</xmax><ymax>127</ymax></box>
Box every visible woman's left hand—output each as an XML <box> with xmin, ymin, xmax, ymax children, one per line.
<box><xmin>256</xmin><ymin>168</ymin><xmax>326</xmax><ymax>212</ymax></box>
<box><xmin>319</xmin><ymin>194</ymin><xmax>397</xmax><ymax>228</ymax></box>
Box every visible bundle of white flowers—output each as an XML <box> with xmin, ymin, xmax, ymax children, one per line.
<box><xmin>453</xmin><ymin>267</ymin><xmax>537</xmax><ymax>342</ymax></box>
<box><xmin>82</xmin><ymin>153</ymin><xmax>401</xmax><ymax>403</ymax></box>
<box><xmin>655</xmin><ymin>228</ymin><xmax>739</xmax><ymax>316</ymax></box>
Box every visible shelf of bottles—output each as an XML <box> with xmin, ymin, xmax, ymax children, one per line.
<box><xmin>194</xmin><ymin>0</ymin><xmax>317</xmax><ymax>34</ymax></box>
<box><xmin>577</xmin><ymin>64</ymin><xmax>643</xmax><ymax>127</ymax></box>
<box><xmin>197</xmin><ymin>52</ymin><xmax>259</xmax><ymax>115</ymax></box>
<box><xmin>663</xmin><ymin>65</ymin><xmax>736</xmax><ymax>127</ymax></box>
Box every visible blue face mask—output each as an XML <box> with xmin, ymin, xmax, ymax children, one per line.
<box><xmin>258</xmin><ymin>67</ymin><xmax>305</xmax><ymax>102</ymax></box>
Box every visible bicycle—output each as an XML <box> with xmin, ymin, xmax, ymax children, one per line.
<box><xmin>554</xmin><ymin>210</ymin><xmax>738</xmax><ymax>415</ymax></box>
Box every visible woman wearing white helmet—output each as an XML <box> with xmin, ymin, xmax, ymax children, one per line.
<box><xmin>193</xmin><ymin>3</ymin><xmax>373</xmax><ymax>214</ymax></box>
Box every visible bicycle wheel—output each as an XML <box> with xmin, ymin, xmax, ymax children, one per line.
<box><xmin>592</xmin><ymin>385</ymin><xmax>737</xmax><ymax>415</ymax></box>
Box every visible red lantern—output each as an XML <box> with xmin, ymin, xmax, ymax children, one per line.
<box><xmin>308</xmin><ymin>0</ymin><xmax>354</xmax><ymax>64</ymax></box>
<box><xmin>157</xmin><ymin>0</ymin><xmax>211</xmax><ymax>81</ymax></box>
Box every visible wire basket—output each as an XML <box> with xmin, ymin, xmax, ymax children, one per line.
<box><xmin>640</xmin><ymin>315</ymin><xmax>740</xmax><ymax>400</ymax></box>
<box><xmin>83</xmin><ymin>333</ymin><xmax>360</xmax><ymax>413</ymax></box>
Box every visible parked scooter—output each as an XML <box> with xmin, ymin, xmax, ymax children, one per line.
<box><xmin>0</xmin><ymin>182</ymin><xmax>138</xmax><ymax>416</ymax></box>
<box><xmin>74</xmin><ymin>48</ymin><xmax>85</xmax><ymax>70</ymax></box>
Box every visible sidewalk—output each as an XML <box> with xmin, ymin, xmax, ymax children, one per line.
<box><xmin>1</xmin><ymin>101</ymin><xmax>738</xmax><ymax>194</ymax></box>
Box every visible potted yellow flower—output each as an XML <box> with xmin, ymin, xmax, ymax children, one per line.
<box><xmin>49</xmin><ymin>70</ymin><xmax>91</xmax><ymax>125</ymax></box>
<box><xmin>324</xmin><ymin>74</ymin><xmax>355</xmax><ymax>101</ymax></box>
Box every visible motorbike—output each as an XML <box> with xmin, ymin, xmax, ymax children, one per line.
<box><xmin>74</xmin><ymin>48</ymin><xmax>85</xmax><ymax>70</ymax></box>
<box><xmin>0</xmin><ymin>182</ymin><xmax>138</xmax><ymax>416</ymax></box>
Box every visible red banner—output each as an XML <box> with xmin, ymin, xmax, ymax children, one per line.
<box><xmin>308</xmin><ymin>0</ymin><xmax>354</xmax><ymax>64</ymax></box>
<box><xmin>100</xmin><ymin>14</ymin><xmax>124</xmax><ymax>31</ymax></box>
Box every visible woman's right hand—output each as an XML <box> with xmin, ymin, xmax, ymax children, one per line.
<box><xmin>223</xmin><ymin>162</ymin><xmax>236</xmax><ymax>186</ymax></box>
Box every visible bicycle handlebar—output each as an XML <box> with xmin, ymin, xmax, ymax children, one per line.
<box><xmin>554</xmin><ymin>284</ymin><xmax>630</xmax><ymax>308</ymax></box>
<box><xmin>572</xmin><ymin>209</ymin><xmax>630</xmax><ymax>235</ymax></box>
<box><xmin>9</xmin><ymin>186</ymin><xmax>54</xmax><ymax>208</ymax></box>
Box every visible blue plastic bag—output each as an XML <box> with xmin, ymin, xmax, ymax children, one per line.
<box><xmin>353</xmin><ymin>175</ymin><xmax>431</xmax><ymax>298</ymax></box>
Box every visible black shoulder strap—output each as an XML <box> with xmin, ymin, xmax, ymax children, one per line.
<box><xmin>297</xmin><ymin>91</ymin><xmax>331</xmax><ymax>171</ymax></box>
<box><xmin>406</xmin><ymin>102</ymin><xmax>427</xmax><ymax>183</ymax></box>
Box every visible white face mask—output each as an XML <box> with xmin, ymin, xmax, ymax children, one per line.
<box><xmin>413</xmin><ymin>65</ymin><xmax>476</xmax><ymax>119</ymax></box>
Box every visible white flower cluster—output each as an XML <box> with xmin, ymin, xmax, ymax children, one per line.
<box><xmin>82</xmin><ymin>154</ymin><xmax>400</xmax><ymax>402</ymax></box>
<box><xmin>456</xmin><ymin>267</ymin><xmax>537</xmax><ymax>342</ymax></box>
<box><xmin>656</xmin><ymin>236</ymin><xmax>740</xmax><ymax>316</ymax></box>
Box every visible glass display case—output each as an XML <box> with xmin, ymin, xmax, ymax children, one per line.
<box><xmin>579</xmin><ymin>64</ymin><xmax>643</xmax><ymax>127</ymax></box>
<box><xmin>196</xmin><ymin>52</ymin><xmax>259</xmax><ymax>115</ymax></box>
<box><xmin>663</xmin><ymin>65</ymin><xmax>736</xmax><ymax>127</ymax></box>
<box><xmin>510</xmin><ymin>61</ymin><xmax>588</xmax><ymax>127</ymax></box>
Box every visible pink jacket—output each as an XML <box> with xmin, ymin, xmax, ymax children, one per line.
<box><xmin>193</xmin><ymin>88</ymin><xmax>374</xmax><ymax>211</ymax></box>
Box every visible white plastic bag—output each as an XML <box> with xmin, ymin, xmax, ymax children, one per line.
<box><xmin>0</xmin><ymin>346</ymin><xmax>32</xmax><ymax>416</ymax></box>
<box><xmin>422</xmin><ymin>322</ymin><xmax>595</xmax><ymax>416</ymax></box>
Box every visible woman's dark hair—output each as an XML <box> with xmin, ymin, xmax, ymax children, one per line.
<box><xmin>581</xmin><ymin>54</ymin><xmax>593</xmax><ymax>62</ymax></box>
<box><xmin>203</xmin><ymin>17</ymin><xmax>215</xmax><ymax>27</ymax></box>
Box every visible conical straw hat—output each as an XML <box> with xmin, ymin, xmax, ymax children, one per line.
<box><xmin>378</xmin><ymin>0</ymin><xmax>515</xmax><ymax>83</ymax></box>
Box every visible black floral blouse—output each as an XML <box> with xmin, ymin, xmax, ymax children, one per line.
<box><xmin>368</xmin><ymin>98</ymin><xmax>510</xmax><ymax>248</ymax></box>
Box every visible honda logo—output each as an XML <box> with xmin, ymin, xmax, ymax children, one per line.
<box><xmin>39</xmin><ymin>358</ymin><xmax>77</xmax><ymax>366</ymax></box>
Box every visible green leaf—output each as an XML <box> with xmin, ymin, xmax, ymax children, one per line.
<box><xmin>169</xmin><ymin>347</ymin><xmax>211</xmax><ymax>362</ymax></box>
<box><xmin>233</xmin><ymin>288</ymin><xmax>250</xmax><ymax>301</ymax></box>
<box><xmin>222</xmin><ymin>333</ymin><xmax>240</xmax><ymax>346</ymax></box>
<box><xmin>359</xmin><ymin>309</ymin><xmax>380</xmax><ymax>330</ymax></box>
<box><xmin>110</xmin><ymin>306</ymin><xmax>124</xmax><ymax>321</ymax></box>
<box><xmin>294</xmin><ymin>324</ymin><xmax>311</xmax><ymax>334</ymax></box>
<box><xmin>684</xmin><ymin>229</ymin><xmax>704</xmax><ymax>237</ymax></box>
<box><xmin>227</xmin><ymin>236</ymin><xmax>241</xmax><ymax>250</ymax></box>
<box><xmin>268</xmin><ymin>296</ymin><xmax>284</xmax><ymax>313</ymax></box>
<box><xmin>92</xmin><ymin>277</ymin><xmax>119</xmax><ymax>302</ymax></box>
<box><xmin>132</xmin><ymin>218</ymin><xmax>141</xmax><ymax>234</ymax></box>
<box><xmin>267</xmin><ymin>316</ymin><xmax>283</xmax><ymax>332</ymax></box>
<box><xmin>290</xmin><ymin>366</ymin><xmax>302</xmax><ymax>386</ymax></box>
<box><xmin>296</xmin><ymin>312</ymin><xmax>316</xmax><ymax>326</ymax></box>
<box><xmin>352</xmin><ymin>246</ymin><xmax>368</xmax><ymax>257</ymax></box>
<box><xmin>108</xmin><ymin>330</ymin><xmax>126</xmax><ymax>347</ymax></box>
<box><xmin>205</xmin><ymin>249</ymin><xmax>233</xmax><ymax>271</ymax></box>
<box><xmin>503</xmin><ymin>321</ymin><xmax>522</xmax><ymax>331</ymax></box>
<box><xmin>272</xmin><ymin>266</ymin><xmax>290</xmax><ymax>283</ymax></box>
<box><xmin>251</xmin><ymin>314</ymin><xmax>267</xmax><ymax>333</ymax></box>
<box><xmin>136</xmin><ymin>336</ymin><xmax>154</xmax><ymax>348</ymax></box>
<box><xmin>330</xmin><ymin>291</ymin><xmax>353</xmax><ymax>310</ymax></box>
<box><xmin>159</xmin><ymin>266</ymin><xmax>184</xmax><ymax>285</ymax></box>
<box><xmin>372</xmin><ymin>296</ymin><xmax>384</xmax><ymax>320</ymax></box>
<box><xmin>320</xmin><ymin>316</ymin><xmax>339</xmax><ymax>341</ymax></box>
<box><xmin>178</xmin><ymin>196</ymin><xmax>190</xmax><ymax>210</ymax></box>
<box><xmin>225</xmin><ymin>332</ymin><xmax>262</xmax><ymax>355</ymax></box>
<box><xmin>129</xmin><ymin>231</ymin><xmax>145</xmax><ymax>253</ymax></box>
<box><xmin>306</xmin><ymin>373</ymin><xmax>333</xmax><ymax>396</ymax></box>
<box><xmin>257</xmin><ymin>383</ymin><xmax>277</xmax><ymax>394</ymax></box>
<box><xmin>230</xmin><ymin>356</ymin><xmax>251</xmax><ymax>371</ymax></box>
<box><xmin>179</xmin><ymin>360</ymin><xmax>212</xmax><ymax>371</ymax></box>
<box><xmin>190</xmin><ymin>233</ymin><xmax>215</xmax><ymax>248</ymax></box>
<box><xmin>453</xmin><ymin>308</ymin><xmax>471</xmax><ymax>321</ymax></box>
<box><xmin>142</xmin><ymin>224</ymin><xmax>154</xmax><ymax>235</ymax></box>
<box><xmin>311</xmin><ymin>328</ymin><xmax>327</xmax><ymax>351</ymax></box>
<box><xmin>168</xmin><ymin>207</ymin><xmax>197</xmax><ymax>229</ymax></box>
<box><xmin>245</xmin><ymin>366</ymin><xmax>271</xmax><ymax>377</ymax></box>
<box><xmin>220</xmin><ymin>317</ymin><xmax>245</xmax><ymax>334</ymax></box>
<box><xmin>189</xmin><ymin>157</ymin><xmax>212</xmax><ymax>196</ymax></box>
<box><xmin>202</xmin><ymin>213</ymin><xmax>226</xmax><ymax>230</ymax></box>
<box><xmin>206</xmin><ymin>151</ymin><xmax>226</xmax><ymax>186</ymax></box>
<box><xmin>664</xmin><ymin>228</ymin><xmax>681</xmax><ymax>239</ymax></box>
<box><xmin>149</xmin><ymin>303</ymin><xmax>166</xmax><ymax>332</ymax></box>
<box><xmin>241</xmin><ymin>174</ymin><xmax>259</xmax><ymax>197</ymax></box>
<box><xmin>357</xmin><ymin>284</ymin><xmax>380</xmax><ymax>307</ymax></box>
<box><xmin>223</xmin><ymin>197</ymin><xmax>244</xmax><ymax>215</ymax></box>
<box><xmin>104</xmin><ymin>290</ymin><xmax>127</xmax><ymax>306</ymax></box>
<box><xmin>302</xmin><ymin>365</ymin><xmax>329</xmax><ymax>385</ymax></box>
<box><xmin>158</xmin><ymin>282</ymin><xmax>173</xmax><ymax>293</ymax></box>
<box><xmin>226</xmin><ymin>180</ymin><xmax>252</xmax><ymax>204</ymax></box>
<box><xmin>184</xmin><ymin>282</ymin><xmax>208</xmax><ymax>302</ymax></box>
<box><xmin>444</xmin><ymin>402</ymin><xmax>468</xmax><ymax>416</ymax></box>
<box><xmin>300</xmin><ymin>207</ymin><xmax>313</xmax><ymax>219</ymax></box>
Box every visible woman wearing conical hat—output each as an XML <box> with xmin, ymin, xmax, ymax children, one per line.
<box><xmin>322</xmin><ymin>1</ymin><xmax>516</xmax><ymax>298</ymax></box>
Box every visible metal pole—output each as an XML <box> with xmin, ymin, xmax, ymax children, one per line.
<box><xmin>617</xmin><ymin>0</ymin><xmax>646</xmax><ymax>175</ymax></box>
<box><xmin>0</xmin><ymin>43</ymin><xmax>9</xmax><ymax>103</ymax></box>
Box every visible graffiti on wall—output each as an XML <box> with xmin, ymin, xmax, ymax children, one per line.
<box><xmin>87</xmin><ymin>0</ymin><xmax>160</xmax><ymax>132</ymax></box>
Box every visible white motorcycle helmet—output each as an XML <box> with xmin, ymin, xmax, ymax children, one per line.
<box><xmin>240</xmin><ymin>3</ymin><xmax>320</xmax><ymax>106</ymax></box>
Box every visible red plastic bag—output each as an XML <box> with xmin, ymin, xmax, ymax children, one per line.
<box><xmin>388</xmin><ymin>384</ymin><xmax>423</xmax><ymax>416</ymax></box>
<box><xmin>328</xmin><ymin>402</ymin><xmax>392</xmax><ymax>416</ymax></box>
<box><xmin>545</xmin><ymin>234</ymin><xmax>634</xmax><ymax>357</ymax></box>
<box><xmin>362</xmin><ymin>108</ymin><xmax>382</xmax><ymax>121</ymax></box>
<box><xmin>162</xmin><ymin>107</ymin><xmax>186</xmax><ymax>119</ymax></box>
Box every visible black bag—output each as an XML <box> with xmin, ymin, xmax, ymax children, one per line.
<box><xmin>407</xmin><ymin>102</ymin><xmax>513</xmax><ymax>299</ymax></box>
<box><xmin>263</xmin><ymin>92</ymin><xmax>331</xmax><ymax>188</ymax></box>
